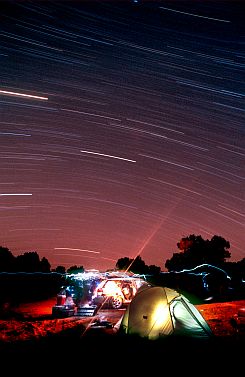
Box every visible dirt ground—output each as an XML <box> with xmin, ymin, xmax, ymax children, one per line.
<box><xmin>0</xmin><ymin>297</ymin><xmax>244</xmax><ymax>341</ymax></box>
<box><xmin>196</xmin><ymin>300</ymin><xmax>245</xmax><ymax>337</ymax></box>
<box><xmin>0</xmin><ymin>297</ymin><xmax>244</xmax><ymax>374</ymax></box>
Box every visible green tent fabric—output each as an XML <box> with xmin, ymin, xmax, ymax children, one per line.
<box><xmin>119</xmin><ymin>285</ymin><xmax>213</xmax><ymax>340</ymax></box>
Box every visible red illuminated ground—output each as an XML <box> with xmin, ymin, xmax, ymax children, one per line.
<box><xmin>0</xmin><ymin>297</ymin><xmax>244</xmax><ymax>375</ymax></box>
<box><xmin>0</xmin><ymin>297</ymin><xmax>244</xmax><ymax>342</ymax></box>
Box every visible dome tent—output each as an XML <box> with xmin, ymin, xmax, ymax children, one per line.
<box><xmin>119</xmin><ymin>284</ymin><xmax>213</xmax><ymax>340</ymax></box>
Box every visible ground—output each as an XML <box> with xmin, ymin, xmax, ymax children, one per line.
<box><xmin>0</xmin><ymin>297</ymin><xmax>244</xmax><ymax>373</ymax></box>
<box><xmin>0</xmin><ymin>297</ymin><xmax>244</xmax><ymax>341</ymax></box>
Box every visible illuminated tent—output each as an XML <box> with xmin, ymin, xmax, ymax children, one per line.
<box><xmin>118</xmin><ymin>285</ymin><xmax>213</xmax><ymax>340</ymax></box>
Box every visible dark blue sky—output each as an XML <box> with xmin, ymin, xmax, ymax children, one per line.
<box><xmin>0</xmin><ymin>1</ymin><xmax>244</xmax><ymax>271</ymax></box>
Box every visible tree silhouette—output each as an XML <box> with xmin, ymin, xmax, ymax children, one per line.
<box><xmin>165</xmin><ymin>234</ymin><xmax>231</xmax><ymax>272</ymax></box>
<box><xmin>148</xmin><ymin>264</ymin><xmax>161</xmax><ymax>275</ymax></box>
<box><xmin>208</xmin><ymin>235</ymin><xmax>231</xmax><ymax>264</ymax></box>
<box><xmin>116</xmin><ymin>257</ymin><xmax>132</xmax><ymax>271</ymax></box>
<box><xmin>15</xmin><ymin>251</ymin><xmax>42</xmax><ymax>272</ymax></box>
<box><xmin>116</xmin><ymin>255</ymin><xmax>160</xmax><ymax>275</ymax></box>
<box><xmin>39</xmin><ymin>257</ymin><xmax>51</xmax><ymax>273</ymax></box>
<box><xmin>66</xmin><ymin>265</ymin><xmax>84</xmax><ymax>274</ymax></box>
<box><xmin>0</xmin><ymin>247</ymin><xmax>52</xmax><ymax>273</ymax></box>
<box><xmin>0</xmin><ymin>246</ymin><xmax>15</xmax><ymax>272</ymax></box>
<box><xmin>129</xmin><ymin>255</ymin><xmax>147</xmax><ymax>274</ymax></box>
<box><xmin>54</xmin><ymin>265</ymin><xmax>66</xmax><ymax>274</ymax></box>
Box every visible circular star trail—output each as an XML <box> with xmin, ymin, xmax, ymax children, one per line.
<box><xmin>0</xmin><ymin>1</ymin><xmax>244</xmax><ymax>271</ymax></box>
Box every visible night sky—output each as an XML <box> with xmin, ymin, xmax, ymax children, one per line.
<box><xmin>1</xmin><ymin>1</ymin><xmax>244</xmax><ymax>271</ymax></box>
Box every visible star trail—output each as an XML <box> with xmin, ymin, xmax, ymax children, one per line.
<box><xmin>0</xmin><ymin>1</ymin><xmax>244</xmax><ymax>271</ymax></box>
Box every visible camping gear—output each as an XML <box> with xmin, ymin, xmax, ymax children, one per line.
<box><xmin>119</xmin><ymin>284</ymin><xmax>213</xmax><ymax>340</ymax></box>
<box><xmin>76</xmin><ymin>304</ymin><xmax>98</xmax><ymax>317</ymax></box>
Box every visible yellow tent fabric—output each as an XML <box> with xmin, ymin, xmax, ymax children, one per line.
<box><xmin>120</xmin><ymin>285</ymin><xmax>212</xmax><ymax>340</ymax></box>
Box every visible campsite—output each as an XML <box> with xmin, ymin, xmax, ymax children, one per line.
<box><xmin>0</xmin><ymin>291</ymin><xmax>244</xmax><ymax>373</ymax></box>
<box><xmin>0</xmin><ymin>268</ymin><xmax>244</xmax><ymax>372</ymax></box>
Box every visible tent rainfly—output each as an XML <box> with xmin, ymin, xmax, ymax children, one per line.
<box><xmin>118</xmin><ymin>285</ymin><xmax>213</xmax><ymax>340</ymax></box>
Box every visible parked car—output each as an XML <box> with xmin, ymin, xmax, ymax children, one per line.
<box><xmin>91</xmin><ymin>277</ymin><xmax>146</xmax><ymax>309</ymax></box>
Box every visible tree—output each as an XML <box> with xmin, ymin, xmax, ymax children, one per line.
<box><xmin>54</xmin><ymin>265</ymin><xmax>66</xmax><ymax>274</ymax></box>
<box><xmin>207</xmin><ymin>235</ymin><xmax>231</xmax><ymax>264</ymax></box>
<box><xmin>116</xmin><ymin>257</ymin><xmax>132</xmax><ymax>271</ymax></box>
<box><xmin>116</xmin><ymin>255</ymin><xmax>149</xmax><ymax>274</ymax></box>
<box><xmin>66</xmin><ymin>265</ymin><xmax>84</xmax><ymax>274</ymax></box>
<box><xmin>129</xmin><ymin>255</ymin><xmax>147</xmax><ymax>274</ymax></box>
<box><xmin>0</xmin><ymin>246</ymin><xmax>15</xmax><ymax>272</ymax></box>
<box><xmin>39</xmin><ymin>257</ymin><xmax>51</xmax><ymax>273</ymax></box>
<box><xmin>15</xmin><ymin>251</ymin><xmax>41</xmax><ymax>272</ymax></box>
<box><xmin>165</xmin><ymin>234</ymin><xmax>231</xmax><ymax>272</ymax></box>
<box><xmin>147</xmin><ymin>264</ymin><xmax>161</xmax><ymax>275</ymax></box>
